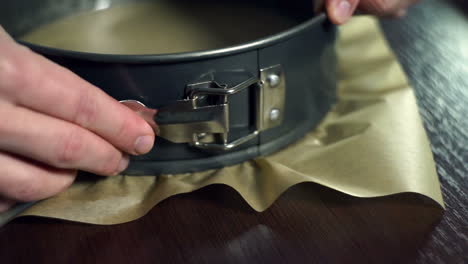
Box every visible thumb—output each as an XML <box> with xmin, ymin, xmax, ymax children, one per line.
<box><xmin>0</xmin><ymin>25</ymin><xmax>14</xmax><ymax>41</ymax></box>
<box><xmin>325</xmin><ymin>0</ymin><xmax>360</xmax><ymax>24</ymax></box>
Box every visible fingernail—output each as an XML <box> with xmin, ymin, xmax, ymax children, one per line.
<box><xmin>134</xmin><ymin>135</ymin><xmax>154</xmax><ymax>155</ymax></box>
<box><xmin>334</xmin><ymin>0</ymin><xmax>352</xmax><ymax>24</ymax></box>
<box><xmin>116</xmin><ymin>155</ymin><xmax>130</xmax><ymax>175</ymax></box>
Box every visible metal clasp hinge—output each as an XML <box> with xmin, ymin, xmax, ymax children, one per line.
<box><xmin>121</xmin><ymin>65</ymin><xmax>285</xmax><ymax>152</ymax></box>
<box><xmin>187</xmin><ymin>76</ymin><xmax>259</xmax><ymax>151</ymax></box>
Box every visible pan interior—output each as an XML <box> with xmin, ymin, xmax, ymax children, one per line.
<box><xmin>16</xmin><ymin>0</ymin><xmax>308</xmax><ymax>55</ymax></box>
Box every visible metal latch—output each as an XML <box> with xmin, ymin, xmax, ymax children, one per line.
<box><xmin>121</xmin><ymin>65</ymin><xmax>285</xmax><ymax>151</ymax></box>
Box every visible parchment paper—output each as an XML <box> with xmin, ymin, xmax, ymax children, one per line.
<box><xmin>1</xmin><ymin>16</ymin><xmax>443</xmax><ymax>226</ymax></box>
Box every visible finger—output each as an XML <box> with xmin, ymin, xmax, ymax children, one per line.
<box><xmin>0</xmin><ymin>151</ymin><xmax>76</xmax><ymax>202</ymax></box>
<box><xmin>326</xmin><ymin>0</ymin><xmax>360</xmax><ymax>25</ymax></box>
<box><xmin>0</xmin><ymin>34</ymin><xmax>155</xmax><ymax>155</ymax></box>
<box><xmin>0</xmin><ymin>25</ymin><xmax>13</xmax><ymax>41</ymax></box>
<box><xmin>0</xmin><ymin>103</ymin><xmax>130</xmax><ymax>176</ymax></box>
<box><xmin>357</xmin><ymin>0</ymin><xmax>420</xmax><ymax>17</ymax></box>
<box><xmin>0</xmin><ymin>198</ymin><xmax>16</xmax><ymax>213</ymax></box>
<box><xmin>394</xmin><ymin>8</ymin><xmax>408</xmax><ymax>18</ymax></box>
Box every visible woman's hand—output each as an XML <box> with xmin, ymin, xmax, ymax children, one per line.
<box><xmin>326</xmin><ymin>0</ymin><xmax>421</xmax><ymax>24</ymax></box>
<box><xmin>0</xmin><ymin>26</ymin><xmax>155</xmax><ymax>212</ymax></box>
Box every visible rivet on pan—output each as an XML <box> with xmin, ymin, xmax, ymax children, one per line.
<box><xmin>197</xmin><ymin>133</ymin><xmax>208</xmax><ymax>140</ymax></box>
<box><xmin>266</xmin><ymin>74</ymin><xmax>280</xmax><ymax>88</ymax></box>
<box><xmin>269</xmin><ymin>108</ymin><xmax>281</xmax><ymax>121</ymax></box>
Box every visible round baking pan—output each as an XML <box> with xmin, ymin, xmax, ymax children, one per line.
<box><xmin>0</xmin><ymin>0</ymin><xmax>337</xmax><ymax>174</ymax></box>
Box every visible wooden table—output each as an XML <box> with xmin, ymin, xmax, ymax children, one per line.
<box><xmin>1</xmin><ymin>0</ymin><xmax>466</xmax><ymax>263</ymax></box>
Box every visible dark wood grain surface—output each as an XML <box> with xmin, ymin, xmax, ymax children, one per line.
<box><xmin>0</xmin><ymin>0</ymin><xmax>466</xmax><ymax>263</ymax></box>
<box><xmin>381</xmin><ymin>0</ymin><xmax>468</xmax><ymax>262</ymax></box>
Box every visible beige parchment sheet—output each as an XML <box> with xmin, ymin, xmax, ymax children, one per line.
<box><xmin>6</xmin><ymin>16</ymin><xmax>443</xmax><ymax>225</ymax></box>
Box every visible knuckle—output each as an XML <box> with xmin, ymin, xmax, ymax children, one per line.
<box><xmin>73</xmin><ymin>89</ymin><xmax>98</xmax><ymax>128</ymax></box>
<box><xmin>0</xmin><ymin>46</ymin><xmax>37</xmax><ymax>96</ymax></box>
<box><xmin>0</xmin><ymin>53</ymin><xmax>24</xmax><ymax>92</ymax></box>
<box><xmin>54</xmin><ymin>127</ymin><xmax>86</xmax><ymax>166</ymax></box>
